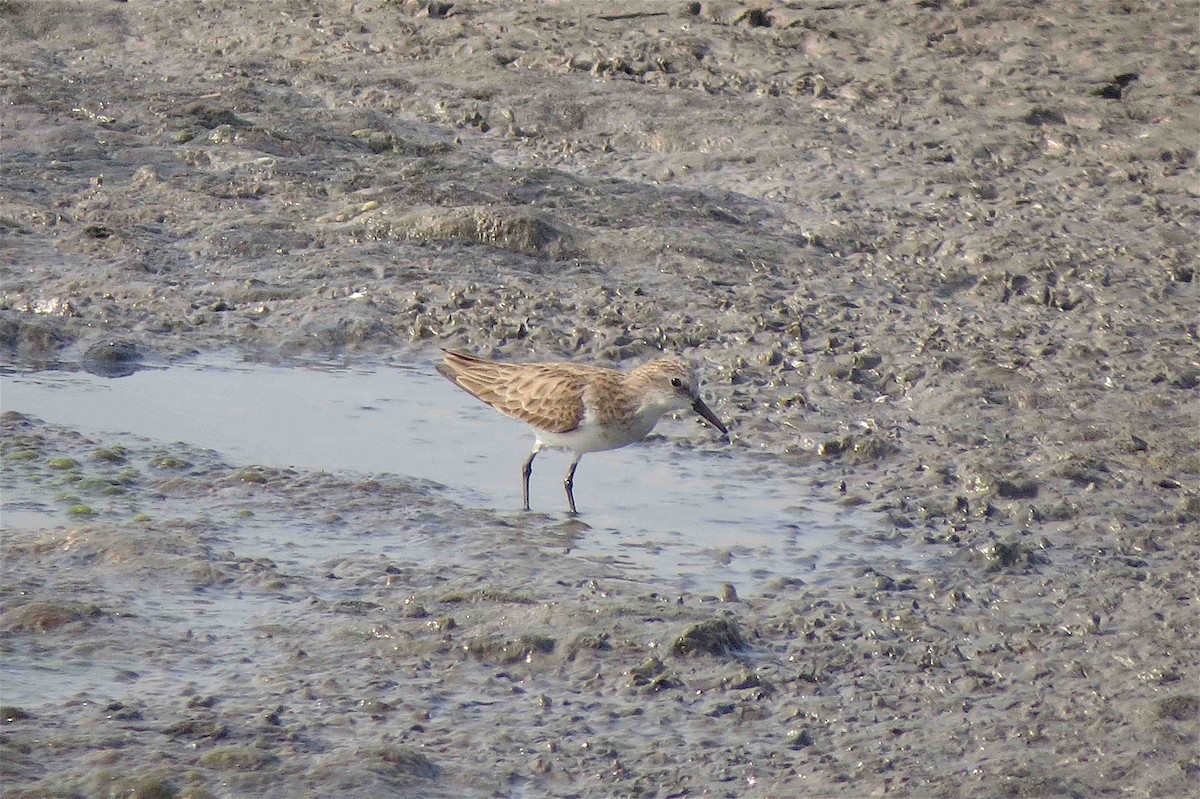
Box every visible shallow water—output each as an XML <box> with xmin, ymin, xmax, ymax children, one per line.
<box><xmin>1</xmin><ymin>354</ymin><xmax>883</xmax><ymax>593</ymax></box>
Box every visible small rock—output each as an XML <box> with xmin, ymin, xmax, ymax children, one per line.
<box><xmin>1094</xmin><ymin>72</ymin><xmax>1138</xmax><ymax>100</ymax></box>
<box><xmin>997</xmin><ymin>479</ymin><xmax>1040</xmax><ymax>499</ymax></box>
<box><xmin>786</xmin><ymin>728</ymin><xmax>814</xmax><ymax>749</ymax></box>
<box><xmin>82</xmin><ymin>339</ymin><xmax>143</xmax><ymax>377</ymax></box>
<box><xmin>1023</xmin><ymin>106</ymin><xmax>1066</xmax><ymax>126</ymax></box>
<box><xmin>672</xmin><ymin>617</ymin><xmax>748</xmax><ymax>657</ymax></box>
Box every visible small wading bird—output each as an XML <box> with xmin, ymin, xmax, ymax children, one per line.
<box><xmin>436</xmin><ymin>349</ymin><xmax>729</xmax><ymax>514</ymax></box>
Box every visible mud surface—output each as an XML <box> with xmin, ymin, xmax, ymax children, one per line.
<box><xmin>2</xmin><ymin>1</ymin><xmax>1198</xmax><ymax>797</ymax></box>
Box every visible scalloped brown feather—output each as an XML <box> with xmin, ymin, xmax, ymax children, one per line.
<box><xmin>437</xmin><ymin>349</ymin><xmax>618</xmax><ymax>434</ymax></box>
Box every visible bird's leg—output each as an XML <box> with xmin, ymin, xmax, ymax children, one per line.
<box><xmin>563</xmin><ymin>454</ymin><xmax>581</xmax><ymax>515</ymax></box>
<box><xmin>522</xmin><ymin>441</ymin><xmax>543</xmax><ymax>511</ymax></box>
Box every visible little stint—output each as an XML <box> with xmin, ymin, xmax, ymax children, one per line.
<box><xmin>436</xmin><ymin>349</ymin><xmax>729</xmax><ymax>514</ymax></box>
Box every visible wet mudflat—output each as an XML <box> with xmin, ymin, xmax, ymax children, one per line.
<box><xmin>2</xmin><ymin>396</ymin><xmax>917</xmax><ymax>799</ymax></box>
<box><xmin>2</xmin><ymin>1</ymin><xmax>1198</xmax><ymax>797</ymax></box>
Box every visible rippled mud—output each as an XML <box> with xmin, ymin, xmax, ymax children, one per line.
<box><xmin>6</xmin><ymin>407</ymin><xmax>1190</xmax><ymax>798</ymax></box>
<box><xmin>2</xmin><ymin>1</ymin><xmax>1198</xmax><ymax>797</ymax></box>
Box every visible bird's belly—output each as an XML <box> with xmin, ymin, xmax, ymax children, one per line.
<box><xmin>537</xmin><ymin>415</ymin><xmax>656</xmax><ymax>454</ymax></box>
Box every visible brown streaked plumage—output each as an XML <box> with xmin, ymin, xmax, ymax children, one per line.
<box><xmin>436</xmin><ymin>349</ymin><xmax>729</xmax><ymax>514</ymax></box>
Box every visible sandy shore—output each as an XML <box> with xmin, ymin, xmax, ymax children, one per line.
<box><xmin>2</xmin><ymin>1</ymin><xmax>1197</xmax><ymax>797</ymax></box>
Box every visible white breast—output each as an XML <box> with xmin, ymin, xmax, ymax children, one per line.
<box><xmin>535</xmin><ymin>405</ymin><xmax>662</xmax><ymax>454</ymax></box>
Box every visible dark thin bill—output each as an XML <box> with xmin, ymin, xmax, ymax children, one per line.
<box><xmin>692</xmin><ymin>397</ymin><xmax>729</xmax><ymax>436</ymax></box>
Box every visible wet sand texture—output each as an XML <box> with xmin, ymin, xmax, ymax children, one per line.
<box><xmin>2</xmin><ymin>2</ymin><xmax>1198</xmax><ymax>797</ymax></box>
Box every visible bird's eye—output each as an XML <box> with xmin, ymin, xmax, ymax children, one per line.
<box><xmin>670</xmin><ymin>377</ymin><xmax>683</xmax><ymax>389</ymax></box>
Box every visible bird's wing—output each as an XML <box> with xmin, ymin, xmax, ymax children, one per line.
<box><xmin>438</xmin><ymin>350</ymin><xmax>598</xmax><ymax>434</ymax></box>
